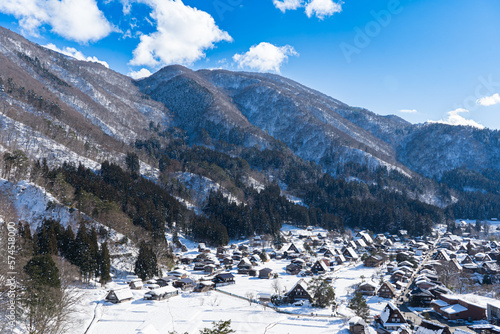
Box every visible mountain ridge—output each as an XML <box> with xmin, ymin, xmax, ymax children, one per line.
<box><xmin>0</xmin><ymin>25</ymin><xmax>499</xmax><ymax>227</ymax></box>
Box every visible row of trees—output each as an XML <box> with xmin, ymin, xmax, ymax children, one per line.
<box><xmin>40</xmin><ymin>161</ymin><xmax>186</xmax><ymax>241</ymax></box>
<box><xmin>441</xmin><ymin>168</ymin><xmax>500</xmax><ymax>219</ymax></box>
<box><xmin>0</xmin><ymin>219</ymin><xmax>83</xmax><ymax>334</ymax></box>
<box><xmin>134</xmin><ymin>129</ymin><xmax>449</xmax><ymax>239</ymax></box>
<box><xmin>18</xmin><ymin>219</ymin><xmax>111</xmax><ymax>284</ymax></box>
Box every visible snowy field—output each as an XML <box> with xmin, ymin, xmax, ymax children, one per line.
<box><xmin>0</xmin><ymin>185</ymin><xmax>389</xmax><ymax>334</ymax></box>
<box><xmin>77</xmin><ymin>289</ymin><xmax>352</xmax><ymax>334</ymax></box>
<box><xmin>68</xmin><ymin>260</ymin><xmax>388</xmax><ymax>334</ymax></box>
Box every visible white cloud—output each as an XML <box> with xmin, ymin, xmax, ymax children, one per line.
<box><xmin>429</xmin><ymin>108</ymin><xmax>485</xmax><ymax>129</ymax></box>
<box><xmin>129</xmin><ymin>0</ymin><xmax>232</xmax><ymax>67</ymax></box>
<box><xmin>477</xmin><ymin>93</ymin><xmax>500</xmax><ymax>107</ymax></box>
<box><xmin>128</xmin><ymin>68</ymin><xmax>152</xmax><ymax>80</ymax></box>
<box><xmin>399</xmin><ymin>109</ymin><xmax>417</xmax><ymax>113</ymax></box>
<box><xmin>233</xmin><ymin>42</ymin><xmax>298</xmax><ymax>73</ymax></box>
<box><xmin>43</xmin><ymin>43</ymin><xmax>109</xmax><ymax>68</ymax></box>
<box><xmin>305</xmin><ymin>0</ymin><xmax>343</xmax><ymax>19</ymax></box>
<box><xmin>272</xmin><ymin>0</ymin><xmax>343</xmax><ymax>19</ymax></box>
<box><xmin>0</xmin><ymin>0</ymin><xmax>114</xmax><ymax>43</ymax></box>
<box><xmin>273</xmin><ymin>0</ymin><xmax>303</xmax><ymax>13</ymax></box>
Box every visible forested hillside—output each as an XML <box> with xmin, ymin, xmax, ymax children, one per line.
<box><xmin>0</xmin><ymin>25</ymin><xmax>499</xmax><ymax>250</ymax></box>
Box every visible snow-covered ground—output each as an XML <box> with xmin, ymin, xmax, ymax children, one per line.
<box><xmin>0</xmin><ymin>191</ymin><xmax>386</xmax><ymax>334</ymax></box>
<box><xmin>78</xmin><ymin>288</ymin><xmax>351</xmax><ymax>334</ymax></box>
<box><xmin>65</xmin><ymin>223</ymin><xmax>389</xmax><ymax>334</ymax></box>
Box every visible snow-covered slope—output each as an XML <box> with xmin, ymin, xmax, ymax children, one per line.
<box><xmin>0</xmin><ymin>177</ymin><xmax>136</xmax><ymax>267</ymax></box>
<box><xmin>173</xmin><ymin>172</ymin><xmax>241</xmax><ymax>207</ymax></box>
<box><xmin>0</xmin><ymin>26</ymin><xmax>168</xmax><ymax>144</ymax></box>
<box><xmin>139</xmin><ymin>67</ymin><xmax>412</xmax><ymax>176</ymax></box>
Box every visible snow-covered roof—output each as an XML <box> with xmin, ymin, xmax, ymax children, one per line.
<box><xmin>358</xmin><ymin>282</ymin><xmax>377</xmax><ymax>291</ymax></box>
<box><xmin>343</xmin><ymin>247</ymin><xmax>358</xmax><ymax>258</ymax></box>
<box><xmin>380</xmin><ymin>302</ymin><xmax>399</xmax><ymax>324</ymax></box>
<box><xmin>399</xmin><ymin>260</ymin><xmax>414</xmax><ymax>267</ymax></box>
<box><xmin>349</xmin><ymin>316</ymin><xmax>366</xmax><ymax>326</ymax></box>
<box><xmin>380</xmin><ymin>306</ymin><xmax>391</xmax><ymax>324</ymax></box>
<box><xmin>398</xmin><ymin>265</ymin><xmax>414</xmax><ymax>273</ymax></box>
<box><xmin>431</xmin><ymin>299</ymin><xmax>449</xmax><ymax>307</ymax></box>
<box><xmin>168</xmin><ymin>270</ymin><xmax>188</xmax><ymax>277</ymax></box>
<box><xmin>145</xmin><ymin>286</ymin><xmax>177</xmax><ymax>296</ymax></box>
<box><xmin>415</xmin><ymin>327</ymin><xmax>444</xmax><ymax>334</ymax></box>
<box><xmin>441</xmin><ymin>293</ymin><xmax>490</xmax><ymax>309</ymax></box>
<box><xmin>108</xmin><ymin>286</ymin><xmax>133</xmax><ymax>301</ymax></box>
<box><xmin>239</xmin><ymin>258</ymin><xmax>252</xmax><ymax>266</ymax></box>
<box><xmin>441</xmin><ymin>303</ymin><xmax>467</xmax><ymax>315</ymax></box>
<box><xmin>356</xmin><ymin>239</ymin><xmax>367</xmax><ymax>247</ymax></box>
<box><xmin>357</xmin><ymin>231</ymin><xmax>373</xmax><ymax>244</ymax></box>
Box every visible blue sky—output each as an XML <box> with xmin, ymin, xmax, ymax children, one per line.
<box><xmin>1</xmin><ymin>0</ymin><xmax>500</xmax><ymax>129</ymax></box>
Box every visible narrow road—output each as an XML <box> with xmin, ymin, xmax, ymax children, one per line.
<box><xmin>396</xmin><ymin>233</ymin><xmax>442</xmax><ymax>327</ymax></box>
<box><xmin>83</xmin><ymin>302</ymin><xmax>103</xmax><ymax>334</ymax></box>
<box><xmin>397</xmin><ymin>234</ymin><xmax>441</xmax><ymax>305</ymax></box>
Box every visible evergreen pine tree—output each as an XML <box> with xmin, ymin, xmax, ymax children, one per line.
<box><xmin>60</xmin><ymin>226</ymin><xmax>76</xmax><ymax>261</ymax></box>
<box><xmin>24</xmin><ymin>254</ymin><xmax>61</xmax><ymax>289</ymax></box>
<box><xmin>18</xmin><ymin>222</ymin><xmax>33</xmax><ymax>243</ymax></box>
<box><xmin>307</xmin><ymin>277</ymin><xmax>336</xmax><ymax>308</ymax></box>
<box><xmin>89</xmin><ymin>227</ymin><xmax>99</xmax><ymax>277</ymax></box>
<box><xmin>48</xmin><ymin>225</ymin><xmax>58</xmax><ymax>255</ymax></box>
<box><xmin>98</xmin><ymin>242</ymin><xmax>111</xmax><ymax>285</ymax></box>
<box><xmin>37</xmin><ymin>225</ymin><xmax>58</xmax><ymax>255</ymax></box>
<box><xmin>172</xmin><ymin>229</ymin><xmax>180</xmax><ymax>248</ymax></box>
<box><xmin>23</xmin><ymin>254</ymin><xmax>63</xmax><ymax>334</ymax></box>
<box><xmin>134</xmin><ymin>242</ymin><xmax>158</xmax><ymax>280</ymax></box>
<box><xmin>75</xmin><ymin>222</ymin><xmax>94</xmax><ymax>282</ymax></box>
<box><xmin>32</xmin><ymin>232</ymin><xmax>40</xmax><ymax>256</ymax></box>
<box><xmin>126</xmin><ymin>152</ymin><xmax>140</xmax><ymax>178</ymax></box>
<box><xmin>348</xmin><ymin>291</ymin><xmax>370</xmax><ymax>320</ymax></box>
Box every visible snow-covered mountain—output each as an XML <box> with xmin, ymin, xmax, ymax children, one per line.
<box><xmin>137</xmin><ymin>66</ymin><xmax>500</xmax><ymax>179</ymax></box>
<box><xmin>139</xmin><ymin>67</ymin><xmax>412</xmax><ymax>176</ymax></box>
<box><xmin>0</xmin><ymin>25</ymin><xmax>168</xmax><ymax>168</ymax></box>
<box><xmin>1</xmin><ymin>24</ymin><xmax>500</xmax><ymax>200</ymax></box>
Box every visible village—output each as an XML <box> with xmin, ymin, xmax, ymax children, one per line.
<box><xmin>94</xmin><ymin>221</ymin><xmax>500</xmax><ymax>334</ymax></box>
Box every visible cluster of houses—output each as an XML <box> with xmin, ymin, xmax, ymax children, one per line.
<box><xmin>350</xmin><ymin>227</ymin><xmax>500</xmax><ymax>334</ymax></box>
<box><xmin>103</xmin><ymin>224</ymin><xmax>500</xmax><ymax>334</ymax></box>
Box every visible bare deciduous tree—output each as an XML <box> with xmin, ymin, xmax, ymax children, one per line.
<box><xmin>271</xmin><ymin>278</ymin><xmax>282</xmax><ymax>296</ymax></box>
<box><xmin>245</xmin><ymin>291</ymin><xmax>256</xmax><ymax>305</ymax></box>
<box><xmin>20</xmin><ymin>282</ymin><xmax>81</xmax><ymax>334</ymax></box>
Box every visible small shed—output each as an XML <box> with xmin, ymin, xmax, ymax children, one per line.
<box><xmin>194</xmin><ymin>281</ymin><xmax>215</xmax><ymax>292</ymax></box>
<box><xmin>349</xmin><ymin>316</ymin><xmax>367</xmax><ymax>334</ymax></box>
<box><xmin>259</xmin><ymin>268</ymin><xmax>273</xmax><ymax>279</ymax></box>
<box><xmin>157</xmin><ymin>275</ymin><xmax>178</xmax><ymax>287</ymax></box>
<box><xmin>129</xmin><ymin>278</ymin><xmax>143</xmax><ymax>290</ymax></box>
<box><xmin>204</xmin><ymin>264</ymin><xmax>217</xmax><ymax>275</ymax></box>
